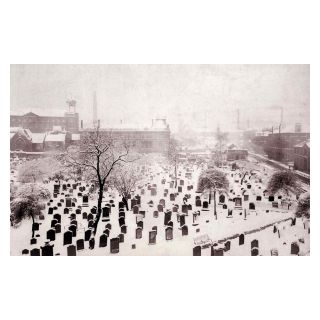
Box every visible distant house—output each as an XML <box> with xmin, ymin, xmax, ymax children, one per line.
<box><xmin>294</xmin><ymin>141</ymin><xmax>310</xmax><ymax>173</ymax></box>
<box><xmin>226</xmin><ymin>149</ymin><xmax>248</xmax><ymax>161</ymax></box>
<box><xmin>31</xmin><ymin>133</ymin><xmax>46</xmax><ymax>152</ymax></box>
<box><xmin>44</xmin><ymin>126</ymin><xmax>72</xmax><ymax>151</ymax></box>
<box><xmin>10</xmin><ymin>127</ymin><xmax>33</xmax><ymax>151</ymax></box>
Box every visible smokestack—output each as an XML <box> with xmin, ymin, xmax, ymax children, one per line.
<box><xmin>93</xmin><ymin>91</ymin><xmax>97</xmax><ymax>128</ymax></box>
<box><xmin>81</xmin><ymin>120</ymin><xmax>83</xmax><ymax>129</ymax></box>
<box><xmin>98</xmin><ymin>119</ymin><xmax>100</xmax><ymax>129</ymax></box>
<box><xmin>295</xmin><ymin>123</ymin><xmax>302</xmax><ymax>133</ymax></box>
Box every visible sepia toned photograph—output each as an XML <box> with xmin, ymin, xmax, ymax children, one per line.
<box><xmin>10</xmin><ymin>64</ymin><xmax>310</xmax><ymax>256</ymax></box>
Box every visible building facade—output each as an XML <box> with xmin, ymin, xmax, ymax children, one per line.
<box><xmin>82</xmin><ymin>119</ymin><xmax>171</xmax><ymax>154</ymax></box>
<box><xmin>263</xmin><ymin>132</ymin><xmax>310</xmax><ymax>163</ymax></box>
<box><xmin>294</xmin><ymin>141</ymin><xmax>310</xmax><ymax>173</ymax></box>
<box><xmin>10</xmin><ymin>111</ymin><xmax>79</xmax><ymax>133</ymax></box>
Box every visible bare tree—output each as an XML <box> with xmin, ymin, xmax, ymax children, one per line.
<box><xmin>267</xmin><ymin>170</ymin><xmax>298</xmax><ymax>197</ymax></box>
<box><xmin>214</xmin><ymin>126</ymin><xmax>228</xmax><ymax>165</ymax></box>
<box><xmin>10</xmin><ymin>184</ymin><xmax>50</xmax><ymax>237</ymax></box>
<box><xmin>111</xmin><ymin>164</ymin><xmax>143</xmax><ymax>209</ymax></box>
<box><xmin>197</xmin><ymin>168</ymin><xmax>229</xmax><ymax>219</ymax></box>
<box><xmin>62</xmin><ymin>129</ymin><xmax>136</xmax><ymax>235</ymax></box>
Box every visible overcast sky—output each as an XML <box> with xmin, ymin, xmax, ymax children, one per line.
<box><xmin>11</xmin><ymin>64</ymin><xmax>310</xmax><ymax>133</ymax></box>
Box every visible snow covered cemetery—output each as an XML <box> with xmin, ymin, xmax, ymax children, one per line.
<box><xmin>10</xmin><ymin>140</ymin><xmax>310</xmax><ymax>257</ymax></box>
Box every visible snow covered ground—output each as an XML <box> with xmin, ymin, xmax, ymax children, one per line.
<box><xmin>10</xmin><ymin>159</ymin><xmax>310</xmax><ymax>256</ymax></box>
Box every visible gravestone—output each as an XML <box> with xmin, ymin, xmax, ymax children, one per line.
<box><xmin>66</xmin><ymin>198</ymin><xmax>72</xmax><ymax>208</ymax></box>
<box><xmin>256</xmin><ymin>196</ymin><xmax>262</xmax><ymax>201</ymax></box>
<box><xmin>82</xmin><ymin>212</ymin><xmax>88</xmax><ymax>219</ymax></box>
<box><xmin>41</xmin><ymin>243</ymin><xmax>54</xmax><ymax>256</ymax></box>
<box><xmin>182</xmin><ymin>204</ymin><xmax>188</xmax><ymax>214</ymax></box>
<box><xmin>157</xmin><ymin>204</ymin><xmax>163</xmax><ymax>213</ymax></box>
<box><xmin>268</xmin><ymin>195</ymin><xmax>275</xmax><ymax>202</ymax></box>
<box><xmin>64</xmin><ymin>208</ymin><xmax>69</xmax><ymax>215</ymax></box>
<box><xmin>63</xmin><ymin>231</ymin><xmax>73</xmax><ymax>245</ymax></box>
<box><xmin>211</xmin><ymin>247</ymin><xmax>224</xmax><ymax>256</ymax></box>
<box><xmin>85</xmin><ymin>229</ymin><xmax>92</xmax><ymax>241</ymax></box>
<box><xmin>89</xmin><ymin>237</ymin><xmax>95</xmax><ymax>250</ymax></box>
<box><xmin>119</xmin><ymin>217</ymin><xmax>125</xmax><ymax>227</ymax></box>
<box><xmin>83</xmin><ymin>195</ymin><xmax>89</xmax><ymax>206</ymax></box>
<box><xmin>181</xmin><ymin>225</ymin><xmax>188</xmax><ymax>236</ymax></box>
<box><xmin>48</xmin><ymin>207</ymin><xmax>53</xmax><ymax>215</ymax></box>
<box><xmin>149</xmin><ymin>231</ymin><xmax>157</xmax><ymax>245</ymax></box>
<box><xmin>110</xmin><ymin>238</ymin><xmax>120</xmax><ymax>254</ymax></box>
<box><xmin>178</xmin><ymin>186</ymin><xmax>182</xmax><ymax>193</ymax></box>
<box><xmin>196</xmin><ymin>199</ymin><xmax>201</xmax><ymax>207</ymax></box>
<box><xmin>151</xmin><ymin>188</ymin><xmax>157</xmax><ymax>196</ymax></box>
<box><xmin>164</xmin><ymin>211</ymin><xmax>172</xmax><ymax>225</ymax></box>
<box><xmin>67</xmin><ymin>245</ymin><xmax>76</xmax><ymax>256</ymax></box>
<box><xmin>224</xmin><ymin>241</ymin><xmax>231</xmax><ymax>251</ymax></box>
<box><xmin>153</xmin><ymin>210</ymin><xmax>159</xmax><ymax>218</ymax></box>
<box><xmin>69</xmin><ymin>225</ymin><xmax>77</xmax><ymax>237</ymax></box>
<box><xmin>33</xmin><ymin>222</ymin><xmax>40</xmax><ymax>231</ymax></box>
<box><xmin>133</xmin><ymin>205</ymin><xmax>139</xmax><ymax>215</ymax></box>
<box><xmin>291</xmin><ymin>242</ymin><xmax>300</xmax><ymax>255</ymax></box>
<box><xmin>70</xmin><ymin>220</ymin><xmax>78</xmax><ymax>227</ymax></box>
<box><xmin>227</xmin><ymin>209</ymin><xmax>233</xmax><ymax>218</ymax></box>
<box><xmin>272</xmin><ymin>202</ymin><xmax>278</xmax><ymax>208</ymax></box>
<box><xmin>76</xmin><ymin>239</ymin><xmax>84</xmax><ymax>251</ymax></box>
<box><xmin>170</xmin><ymin>193</ymin><xmax>175</xmax><ymax>201</ymax></box>
<box><xmin>99</xmin><ymin>234</ymin><xmax>108</xmax><ymax>247</ymax></box>
<box><xmin>202</xmin><ymin>201</ymin><xmax>209</xmax><ymax>210</ymax></box>
<box><xmin>103</xmin><ymin>229</ymin><xmax>110</xmax><ymax>237</ymax></box>
<box><xmin>159</xmin><ymin>199</ymin><xmax>165</xmax><ymax>207</ymax></box>
<box><xmin>251</xmin><ymin>248</ymin><xmax>259</xmax><ymax>256</ymax></box>
<box><xmin>47</xmin><ymin>229</ymin><xmax>56</xmax><ymax>241</ymax></box>
<box><xmin>219</xmin><ymin>194</ymin><xmax>225</xmax><ymax>204</ymax></box>
<box><xmin>53</xmin><ymin>213</ymin><xmax>61</xmax><ymax>223</ymax></box>
<box><xmin>30</xmin><ymin>238</ymin><xmax>37</xmax><ymax>245</ymax></box>
<box><xmin>188</xmin><ymin>204</ymin><xmax>192</xmax><ymax>211</ymax></box>
<box><xmin>249</xmin><ymin>202</ymin><xmax>255</xmax><ymax>210</ymax></box>
<box><xmin>193</xmin><ymin>246</ymin><xmax>201</xmax><ymax>256</ymax></box>
<box><xmin>251</xmin><ymin>239</ymin><xmax>259</xmax><ymax>249</ymax></box>
<box><xmin>239</xmin><ymin>233</ymin><xmax>245</xmax><ymax>245</ymax></box>
<box><xmin>270</xmin><ymin>248</ymin><xmax>279</xmax><ymax>256</ymax></box>
<box><xmin>55</xmin><ymin>223</ymin><xmax>61</xmax><ymax>233</ymax></box>
<box><xmin>234</xmin><ymin>197</ymin><xmax>242</xmax><ymax>208</ymax></box>
<box><xmin>165</xmin><ymin>226</ymin><xmax>173</xmax><ymax>240</ymax></box>
<box><xmin>136</xmin><ymin>227</ymin><xmax>143</xmax><ymax>239</ymax></box>
<box><xmin>180</xmin><ymin>214</ymin><xmax>186</xmax><ymax>227</ymax></box>
<box><xmin>30</xmin><ymin>248</ymin><xmax>40</xmax><ymax>256</ymax></box>
<box><xmin>22</xmin><ymin>249</ymin><xmax>29</xmax><ymax>255</ymax></box>
<box><xmin>137</xmin><ymin>221</ymin><xmax>144</xmax><ymax>229</ymax></box>
<box><xmin>119</xmin><ymin>233</ymin><xmax>124</xmax><ymax>243</ymax></box>
<box><xmin>121</xmin><ymin>225</ymin><xmax>127</xmax><ymax>234</ymax></box>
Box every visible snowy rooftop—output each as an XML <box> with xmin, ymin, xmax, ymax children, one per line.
<box><xmin>45</xmin><ymin>133</ymin><xmax>66</xmax><ymax>142</ymax></box>
<box><xmin>32</xmin><ymin>133</ymin><xmax>46</xmax><ymax>144</ymax></box>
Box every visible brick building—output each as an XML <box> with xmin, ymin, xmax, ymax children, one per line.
<box><xmin>82</xmin><ymin>119</ymin><xmax>171</xmax><ymax>154</ymax></box>
<box><xmin>294</xmin><ymin>141</ymin><xmax>310</xmax><ymax>173</ymax></box>
<box><xmin>264</xmin><ymin>132</ymin><xmax>310</xmax><ymax>163</ymax></box>
<box><xmin>10</xmin><ymin>111</ymin><xmax>79</xmax><ymax>133</ymax></box>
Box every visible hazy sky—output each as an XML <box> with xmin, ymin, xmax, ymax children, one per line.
<box><xmin>11</xmin><ymin>64</ymin><xmax>310</xmax><ymax>133</ymax></box>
